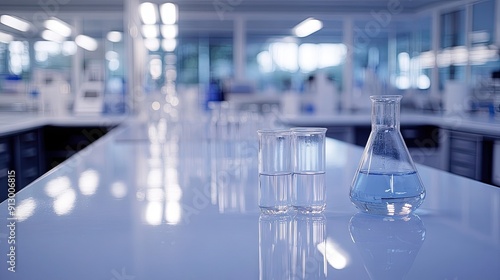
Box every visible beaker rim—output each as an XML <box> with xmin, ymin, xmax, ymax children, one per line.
<box><xmin>290</xmin><ymin>127</ymin><xmax>327</xmax><ymax>133</ymax></box>
<box><xmin>257</xmin><ymin>129</ymin><xmax>291</xmax><ymax>135</ymax></box>
<box><xmin>370</xmin><ymin>95</ymin><xmax>403</xmax><ymax>102</ymax></box>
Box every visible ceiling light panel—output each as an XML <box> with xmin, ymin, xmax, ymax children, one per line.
<box><xmin>161</xmin><ymin>25</ymin><xmax>178</xmax><ymax>39</ymax></box>
<box><xmin>44</xmin><ymin>18</ymin><xmax>72</xmax><ymax>37</ymax></box>
<box><xmin>140</xmin><ymin>2</ymin><xmax>158</xmax><ymax>25</ymax></box>
<box><xmin>107</xmin><ymin>31</ymin><xmax>122</xmax><ymax>43</ymax></box>
<box><xmin>0</xmin><ymin>15</ymin><xmax>31</xmax><ymax>32</ymax></box>
<box><xmin>75</xmin><ymin>35</ymin><xmax>98</xmax><ymax>51</ymax></box>
<box><xmin>160</xmin><ymin>3</ymin><xmax>178</xmax><ymax>25</ymax></box>
<box><xmin>142</xmin><ymin>25</ymin><xmax>159</xmax><ymax>38</ymax></box>
<box><xmin>293</xmin><ymin>18</ymin><xmax>323</xmax><ymax>37</ymax></box>
<box><xmin>0</xmin><ymin>31</ymin><xmax>13</xmax><ymax>43</ymax></box>
<box><xmin>41</xmin><ymin>29</ymin><xmax>65</xmax><ymax>43</ymax></box>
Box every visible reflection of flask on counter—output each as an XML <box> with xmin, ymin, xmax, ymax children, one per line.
<box><xmin>349</xmin><ymin>213</ymin><xmax>426</xmax><ymax>280</ymax></box>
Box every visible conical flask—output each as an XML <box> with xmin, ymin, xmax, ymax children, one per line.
<box><xmin>350</xmin><ymin>95</ymin><xmax>425</xmax><ymax>215</ymax></box>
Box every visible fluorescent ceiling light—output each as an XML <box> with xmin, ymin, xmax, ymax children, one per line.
<box><xmin>293</xmin><ymin>17</ymin><xmax>323</xmax><ymax>37</ymax></box>
<box><xmin>34</xmin><ymin>41</ymin><xmax>60</xmax><ymax>54</ymax></box>
<box><xmin>161</xmin><ymin>25</ymin><xmax>177</xmax><ymax>39</ymax></box>
<box><xmin>269</xmin><ymin>41</ymin><xmax>298</xmax><ymax>72</ymax></box>
<box><xmin>162</xmin><ymin>39</ymin><xmax>176</xmax><ymax>52</ymax></box>
<box><xmin>140</xmin><ymin>2</ymin><xmax>158</xmax><ymax>25</ymax></box>
<box><xmin>75</xmin><ymin>35</ymin><xmax>98</xmax><ymax>51</ymax></box>
<box><xmin>0</xmin><ymin>31</ymin><xmax>13</xmax><ymax>43</ymax></box>
<box><xmin>107</xmin><ymin>31</ymin><xmax>122</xmax><ymax>42</ymax></box>
<box><xmin>0</xmin><ymin>15</ymin><xmax>31</xmax><ymax>32</ymax></box>
<box><xmin>62</xmin><ymin>41</ymin><xmax>77</xmax><ymax>56</ymax></box>
<box><xmin>160</xmin><ymin>3</ymin><xmax>178</xmax><ymax>24</ymax></box>
<box><xmin>41</xmin><ymin>29</ymin><xmax>64</xmax><ymax>43</ymax></box>
<box><xmin>142</xmin><ymin>25</ymin><xmax>159</xmax><ymax>38</ymax></box>
<box><xmin>298</xmin><ymin>43</ymin><xmax>318</xmax><ymax>72</ymax></box>
<box><xmin>105</xmin><ymin>51</ymin><xmax>119</xmax><ymax>60</ymax></box>
<box><xmin>44</xmin><ymin>18</ymin><xmax>72</xmax><ymax>37</ymax></box>
<box><xmin>257</xmin><ymin>51</ymin><xmax>273</xmax><ymax>73</ymax></box>
<box><xmin>144</xmin><ymin>38</ymin><xmax>160</xmax><ymax>51</ymax></box>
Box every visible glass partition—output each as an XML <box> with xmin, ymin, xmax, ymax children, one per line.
<box><xmin>246</xmin><ymin>18</ymin><xmax>344</xmax><ymax>94</ymax></box>
<box><xmin>394</xmin><ymin>16</ymin><xmax>432</xmax><ymax>93</ymax></box>
<box><xmin>352</xmin><ymin>19</ymin><xmax>389</xmax><ymax>110</ymax></box>
<box><xmin>0</xmin><ymin>12</ymin><xmax>125</xmax><ymax>113</ymax></box>
<box><xmin>470</xmin><ymin>0</ymin><xmax>498</xmax><ymax>84</ymax></box>
<box><xmin>0</xmin><ymin>1</ymin><xmax>497</xmax><ymax>114</ymax></box>
<box><xmin>438</xmin><ymin>8</ymin><xmax>466</xmax><ymax>91</ymax></box>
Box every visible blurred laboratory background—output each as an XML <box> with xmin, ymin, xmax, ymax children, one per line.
<box><xmin>0</xmin><ymin>0</ymin><xmax>499</xmax><ymax>191</ymax></box>
<box><xmin>0</xmin><ymin>0</ymin><xmax>497</xmax><ymax>113</ymax></box>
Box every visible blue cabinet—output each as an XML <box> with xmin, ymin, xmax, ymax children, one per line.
<box><xmin>14</xmin><ymin>129</ymin><xmax>44</xmax><ymax>189</ymax></box>
<box><xmin>447</xmin><ymin>130</ymin><xmax>498</xmax><ymax>186</ymax></box>
<box><xmin>0</xmin><ymin>128</ymin><xmax>43</xmax><ymax>201</ymax></box>
<box><xmin>0</xmin><ymin>137</ymin><xmax>13</xmax><ymax>201</ymax></box>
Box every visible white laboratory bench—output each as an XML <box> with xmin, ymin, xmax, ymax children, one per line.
<box><xmin>0</xmin><ymin>117</ymin><xmax>499</xmax><ymax>279</ymax></box>
<box><xmin>279</xmin><ymin>112</ymin><xmax>500</xmax><ymax>137</ymax></box>
<box><xmin>281</xmin><ymin>112</ymin><xmax>500</xmax><ymax>186</ymax></box>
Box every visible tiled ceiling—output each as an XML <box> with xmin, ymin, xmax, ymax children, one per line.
<box><xmin>0</xmin><ymin>0</ymin><xmax>455</xmax><ymax>13</ymax></box>
<box><xmin>0</xmin><ymin>0</ymin><xmax>451</xmax><ymax>40</ymax></box>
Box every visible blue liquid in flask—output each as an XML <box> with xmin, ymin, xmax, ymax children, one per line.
<box><xmin>350</xmin><ymin>170</ymin><xmax>425</xmax><ymax>215</ymax></box>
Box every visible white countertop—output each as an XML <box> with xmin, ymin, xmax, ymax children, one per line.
<box><xmin>0</xmin><ymin>110</ymin><xmax>499</xmax><ymax>138</ymax></box>
<box><xmin>280</xmin><ymin>112</ymin><xmax>500</xmax><ymax>137</ymax></box>
<box><xmin>0</xmin><ymin>117</ymin><xmax>498</xmax><ymax>279</ymax></box>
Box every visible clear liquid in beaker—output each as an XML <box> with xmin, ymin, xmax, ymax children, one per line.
<box><xmin>259</xmin><ymin>172</ymin><xmax>291</xmax><ymax>214</ymax></box>
<box><xmin>292</xmin><ymin>171</ymin><xmax>326</xmax><ymax>213</ymax></box>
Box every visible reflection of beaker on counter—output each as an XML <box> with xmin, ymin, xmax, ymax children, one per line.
<box><xmin>259</xmin><ymin>213</ymin><xmax>291</xmax><ymax>280</ymax></box>
<box><xmin>349</xmin><ymin>213</ymin><xmax>426</xmax><ymax>280</ymax></box>
<box><xmin>291</xmin><ymin>213</ymin><xmax>327</xmax><ymax>280</ymax></box>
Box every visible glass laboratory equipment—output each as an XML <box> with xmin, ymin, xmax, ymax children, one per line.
<box><xmin>259</xmin><ymin>213</ymin><xmax>291</xmax><ymax>280</ymax></box>
<box><xmin>258</xmin><ymin>129</ymin><xmax>292</xmax><ymax>214</ymax></box>
<box><xmin>291</xmin><ymin>127</ymin><xmax>328</xmax><ymax>213</ymax></box>
<box><xmin>349</xmin><ymin>213</ymin><xmax>426</xmax><ymax>280</ymax></box>
<box><xmin>290</xmin><ymin>213</ymin><xmax>327</xmax><ymax>280</ymax></box>
<box><xmin>350</xmin><ymin>95</ymin><xmax>425</xmax><ymax>216</ymax></box>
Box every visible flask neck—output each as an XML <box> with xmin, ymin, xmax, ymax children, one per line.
<box><xmin>371</xmin><ymin>96</ymin><xmax>401</xmax><ymax>130</ymax></box>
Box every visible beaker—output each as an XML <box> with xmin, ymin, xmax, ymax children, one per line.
<box><xmin>258</xmin><ymin>129</ymin><xmax>292</xmax><ymax>214</ymax></box>
<box><xmin>291</xmin><ymin>127</ymin><xmax>327</xmax><ymax>213</ymax></box>
<box><xmin>350</xmin><ymin>95</ymin><xmax>425</xmax><ymax>216</ymax></box>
